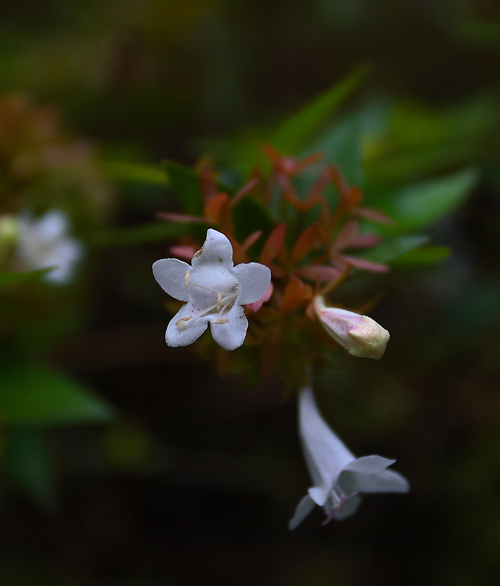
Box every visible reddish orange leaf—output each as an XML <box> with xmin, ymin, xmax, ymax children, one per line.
<box><xmin>295</xmin><ymin>265</ymin><xmax>341</xmax><ymax>282</ymax></box>
<box><xmin>199</xmin><ymin>166</ymin><xmax>218</xmax><ymax>203</ymax></box>
<box><xmin>157</xmin><ymin>212</ymin><xmax>208</xmax><ymax>224</ymax></box>
<box><xmin>290</xmin><ymin>223</ymin><xmax>320</xmax><ymax>264</ymax></box>
<box><xmin>335</xmin><ymin>254</ymin><xmax>390</xmax><ymax>273</ymax></box>
<box><xmin>260</xmin><ymin>223</ymin><xmax>286</xmax><ymax>264</ymax></box>
<box><xmin>231</xmin><ymin>177</ymin><xmax>259</xmax><ymax>207</ymax></box>
<box><xmin>203</xmin><ymin>192</ymin><xmax>234</xmax><ymax>234</ymax></box>
<box><xmin>283</xmin><ymin>278</ymin><xmax>313</xmax><ymax>313</ymax></box>
<box><xmin>353</xmin><ymin>207</ymin><xmax>395</xmax><ymax>224</ymax></box>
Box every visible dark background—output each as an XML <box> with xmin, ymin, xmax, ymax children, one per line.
<box><xmin>1</xmin><ymin>1</ymin><xmax>500</xmax><ymax>585</ymax></box>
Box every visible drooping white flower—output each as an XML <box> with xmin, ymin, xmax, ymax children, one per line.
<box><xmin>289</xmin><ymin>387</ymin><xmax>409</xmax><ymax>530</ymax></box>
<box><xmin>16</xmin><ymin>209</ymin><xmax>83</xmax><ymax>284</ymax></box>
<box><xmin>153</xmin><ymin>229</ymin><xmax>271</xmax><ymax>351</ymax></box>
<box><xmin>314</xmin><ymin>296</ymin><xmax>390</xmax><ymax>359</ymax></box>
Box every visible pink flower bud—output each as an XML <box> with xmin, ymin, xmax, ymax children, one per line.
<box><xmin>314</xmin><ymin>296</ymin><xmax>390</xmax><ymax>359</ymax></box>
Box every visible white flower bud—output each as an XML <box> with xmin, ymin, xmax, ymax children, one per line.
<box><xmin>314</xmin><ymin>296</ymin><xmax>390</xmax><ymax>359</ymax></box>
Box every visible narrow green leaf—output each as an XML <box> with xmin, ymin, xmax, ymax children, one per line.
<box><xmin>100</xmin><ymin>161</ymin><xmax>169</xmax><ymax>186</ymax></box>
<box><xmin>377</xmin><ymin>168</ymin><xmax>479</xmax><ymax>234</ymax></box>
<box><xmin>363</xmin><ymin>235</ymin><xmax>430</xmax><ymax>264</ymax></box>
<box><xmin>163</xmin><ymin>160</ymin><xmax>204</xmax><ymax>215</ymax></box>
<box><xmin>392</xmin><ymin>246</ymin><xmax>451</xmax><ymax>265</ymax></box>
<box><xmin>0</xmin><ymin>363</ymin><xmax>113</xmax><ymax>426</ymax></box>
<box><xmin>2</xmin><ymin>429</ymin><xmax>56</xmax><ymax>508</ymax></box>
<box><xmin>271</xmin><ymin>65</ymin><xmax>369</xmax><ymax>154</ymax></box>
<box><xmin>0</xmin><ymin>267</ymin><xmax>54</xmax><ymax>287</ymax></box>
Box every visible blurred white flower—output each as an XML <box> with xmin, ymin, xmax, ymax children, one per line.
<box><xmin>314</xmin><ymin>296</ymin><xmax>390</xmax><ymax>359</ymax></box>
<box><xmin>153</xmin><ymin>228</ymin><xmax>271</xmax><ymax>351</ymax></box>
<box><xmin>16</xmin><ymin>209</ymin><xmax>83</xmax><ymax>284</ymax></box>
<box><xmin>289</xmin><ymin>387</ymin><xmax>409</xmax><ymax>530</ymax></box>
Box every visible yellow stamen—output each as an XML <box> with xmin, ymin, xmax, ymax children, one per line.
<box><xmin>184</xmin><ymin>270</ymin><xmax>190</xmax><ymax>289</ymax></box>
<box><xmin>217</xmin><ymin>291</ymin><xmax>222</xmax><ymax>312</ymax></box>
<box><xmin>211</xmin><ymin>318</ymin><xmax>230</xmax><ymax>324</ymax></box>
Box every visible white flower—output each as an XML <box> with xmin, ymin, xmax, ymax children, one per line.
<box><xmin>153</xmin><ymin>229</ymin><xmax>271</xmax><ymax>351</ymax></box>
<box><xmin>289</xmin><ymin>387</ymin><xmax>409</xmax><ymax>530</ymax></box>
<box><xmin>16</xmin><ymin>209</ymin><xmax>83</xmax><ymax>284</ymax></box>
<box><xmin>314</xmin><ymin>296</ymin><xmax>390</xmax><ymax>359</ymax></box>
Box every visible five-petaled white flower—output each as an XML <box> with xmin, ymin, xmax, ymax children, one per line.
<box><xmin>289</xmin><ymin>387</ymin><xmax>409</xmax><ymax>530</ymax></box>
<box><xmin>153</xmin><ymin>229</ymin><xmax>271</xmax><ymax>351</ymax></box>
<box><xmin>16</xmin><ymin>209</ymin><xmax>83</xmax><ymax>284</ymax></box>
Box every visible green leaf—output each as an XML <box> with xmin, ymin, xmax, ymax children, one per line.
<box><xmin>363</xmin><ymin>235</ymin><xmax>430</xmax><ymax>264</ymax></box>
<box><xmin>0</xmin><ymin>267</ymin><xmax>55</xmax><ymax>287</ymax></box>
<box><xmin>2</xmin><ymin>429</ymin><xmax>56</xmax><ymax>508</ymax></box>
<box><xmin>376</xmin><ymin>168</ymin><xmax>479</xmax><ymax>234</ymax></box>
<box><xmin>100</xmin><ymin>161</ymin><xmax>169</xmax><ymax>186</ymax></box>
<box><xmin>0</xmin><ymin>363</ymin><xmax>113</xmax><ymax>426</ymax></box>
<box><xmin>270</xmin><ymin>65</ymin><xmax>369</xmax><ymax>154</ymax></box>
<box><xmin>392</xmin><ymin>246</ymin><xmax>451</xmax><ymax>265</ymax></box>
<box><xmin>304</xmin><ymin>113</ymin><xmax>364</xmax><ymax>188</ymax></box>
<box><xmin>89</xmin><ymin>221</ymin><xmax>186</xmax><ymax>247</ymax></box>
<box><xmin>163</xmin><ymin>160</ymin><xmax>204</xmax><ymax>215</ymax></box>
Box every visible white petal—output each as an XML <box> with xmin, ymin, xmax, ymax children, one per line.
<box><xmin>289</xmin><ymin>495</ymin><xmax>316</xmax><ymax>530</ymax></box>
<box><xmin>191</xmin><ymin>229</ymin><xmax>234</xmax><ymax>269</ymax></box>
<box><xmin>232</xmin><ymin>262</ymin><xmax>272</xmax><ymax>305</ymax></box>
<box><xmin>209</xmin><ymin>304</ymin><xmax>248</xmax><ymax>351</ymax></box>
<box><xmin>298</xmin><ymin>387</ymin><xmax>355</xmax><ymax>489</ymax></box>
<box><xmin>338</xmin><ymin>460</ymin><xmax>410</xmax><ymax>495</ymax></box>
<box><xmin>44</xmin><ymin>239</ymin><xmax>83</xmax><ymax>283</ymax></box>
<box><xmin>33</xmin><ymin>210</ymin><xmax>68</xmax><ymax>241</ymax></box>
<box><xmin>343</xmin><ymin>455</ymin><xmax>396</xmax><ymax>474</ymax></box>
<box><xmin>153</xmin><ymin>258</ymin><xmax>191</xmax><ymax>302</ymax></box>
<box><xmin>308</xmin><ymin>486</ymin><xmax>328</xmax><ymax>506</ymax></box>
<box><xmin>165</xmin><ymin>304</ymin><xmax>209</xmax><ymax>347</ymax></box>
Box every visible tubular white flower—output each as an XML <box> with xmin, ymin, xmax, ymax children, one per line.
<box><xmin>153</xmin><ymin>229</ymin><xmax>271</xmax><ymax>351</ymax></box>
<box><xmin>314</xmin><ymin>296</ymin><xmax>390</xmax><ymax>359</ymax></box>
<box><xmin>289</xmin><ymin>387</ymin><xmax>409</xmax><ymax>530</ymax></box>
<box><xmin>16</xmin><ymin>209</ymin><xmax>83</xmax><ymax>284</ymax></box>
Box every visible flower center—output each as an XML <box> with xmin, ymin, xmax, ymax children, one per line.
<box><xmin>176</xmin><ymin>270</ymin><xmax>239</xmax><ymax>331</ymax></box>
<box><xmin>321</xmin><ymin>485</ymin><xmax>358</xmax><ymax>525</ymax></box>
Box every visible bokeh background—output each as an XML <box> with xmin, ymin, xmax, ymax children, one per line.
<box><xmin>1</xmin><ymin>1</ymin><xmax>500</xmax><ymax>585</ymax></box>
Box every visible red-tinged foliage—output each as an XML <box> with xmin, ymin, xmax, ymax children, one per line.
<box><xmin>335</xmin><ymin>254</ymin><xmax>390</xmax><ymax>273</ymax></box>
<box><xmin>169</xmin><ymin>244</ymin><xmax>197</xmax><ymax>260</ymax></box>
<box><xmin>331</xmin><ymin>220</ymin><xmax>382</xmax><ymax>253</ymax></box>
<box><xmin>230</xmin><ymin>231</ymin><xmax>262</xmax><ymax>264</ymax></box>
<box><xmin>278</xmin><ymin>174</ymin><xmax>322</xmax><ymax>212</ymax></box>
<box><xmin>199</xmin><ymin>165</ymin><xmax>218</xmax><ymax>203</ymax></box>
<box><xmin>327</xmin><ymin>164</ymin><xmax>350</xmax><ymax>198</ymax></box>
<box><xmin>263</xmin><ymin>143</ymin><xmax>323</xmax><ymax>177</ymax></box>
<box><xmin>260</xmin><ymin>223</ymin><xmax>286</xmax><ymax>265</ymax></box>
<box><xmin>268</xmin><ymin>263</ymin><xmax>286</xmax><ymax>278</ymax></box>
<box><xmin>290</xmin><ymin>223</ymin><xmax>321</xmax><ymax>264</ymax></box>
<box><xmin>282</xmin><ymin>278</ymin><xmax>313</xmax><ymax>313</ymax></box>
<box><xmin>203</xmin><ymin>192</ymin><xmax>234</xmax><ymax>234</ymax></box>
<box><xmin>344</xmin><ymin>186</ymin><xmax>363</xmax><ymax>208</ymax></box>
<box><xmin>295</xmin><ymin>265</ymin><xmax>342</xmax><ymax>282</ymax></box>
<box><xmin>230</xmin><ymin>177</ymin><xmax>259</xmax><ymax>207</ymax></box>
<box><xmin>353</xmin><ymin>207</ymin><xmax>395</xmax><ymax>224</ymax></box>
<box><xmin>157</xmin><ymin>212</ymin><xmax>209</xmax><ymax>223</ymax></box>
